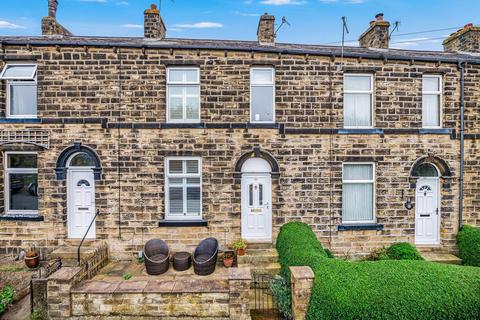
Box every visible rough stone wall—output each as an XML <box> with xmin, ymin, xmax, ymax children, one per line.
<box><xmin>359</xmin><ymin>22</ymin><xmax>390</xmax><ymax>49</ymax></box>
<box><xmin>443</xmin><ymin>28</ymin><xmax>480</xmax><ymax>53</ymax></box>
<box><xmin>144</xmin><ymin>7</ymin><xmax>166</xmax><ymax>39</ymax></box>
<box><xmin>257</xmin><ymin>14</ymin><xmax>275</xmax><ymax>45</ymax></box>
<box><xmin>0</xmin><ymin>44</ymin><xmax>478</xmax><ymax>257</ymax></box>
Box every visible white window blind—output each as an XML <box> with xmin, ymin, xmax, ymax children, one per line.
<box><xmin>165</xmin><ymin>157</ymin><xmax>202</xmax><ymax>219</ymax></box>
<box><xmin>342</xmin><ymin>163</ymin><xmax>375</xmax><ymax>223</ymax></box>
<box><xmin>250</xmin><ymin>68</ymin><xmax>275</xmax><ymax>123</ymax></box>
<box><xmin>344</xmin><ymin>74</ymin><xmax>373</xmax><ymax>128</ymax></box>
<box><xmin>422</xmin><ymin>75</ymin><xmax>442</xmax><ymax>128</ymax></box>
<box><xmin>167</xmin><ymin>68</ymin><xmax>200</xmax><ymax>123</ymax></box>
<box><xmin>0</xmin><ymin>64</ymin><xmax>38</xmax><ymax>118</ymax></box>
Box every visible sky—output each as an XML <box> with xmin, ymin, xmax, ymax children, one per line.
<box><xmin>0</xmin><ymin>0</ymin><xmax>479</xmax><ymax>51</ymax></box>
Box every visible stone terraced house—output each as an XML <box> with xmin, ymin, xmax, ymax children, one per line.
<box><xmin>1</xmin><ymin>2</ymin><xmax>480</xmax><ymax>261</ymax></box>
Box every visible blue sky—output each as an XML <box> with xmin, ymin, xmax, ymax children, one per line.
<box><xmin>0</xmin><ymin>0</ymin><xmax>479</xmax><ymax>51</ymax></box>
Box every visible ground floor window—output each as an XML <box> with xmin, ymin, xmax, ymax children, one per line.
<box><xmin>4</xmin><ymin>152</ymin><xmax>38</xmax><ymax>214</ymax></box>
<box><xmin>165</xmin><ymin>157</ymin><xmax>202</xmax><ymax>220</ymax></box>
<box><xmin>342</xmin><ymin>163</ymin><xmax>375</xmax><ymax>223</ymax></box>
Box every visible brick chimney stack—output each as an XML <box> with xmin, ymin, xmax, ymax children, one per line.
<box><xmin>42</xmin><ymin>0</ymin><xmax>72</xmax><ymax>36</ymax></box>
<box><xmin>257</xmin><ymin>13</ymin><xmax>275</xmax><ymax>46</ymax></box>
<box><xmin>144</xmin><ymin>4</ymin><xmax>167</xmax><ymax>39</ymax></box>
<box><xmin>443</xmin><ymin>23</ymin><xmax>480</xmax><ymax>53</ymax></box>
<box><xmin>359</xmin><ymin>13</ymin><xmax>390</xmax><ymax>49</ymax></box>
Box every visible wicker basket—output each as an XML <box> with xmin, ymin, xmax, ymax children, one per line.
<box><xmin>144</xmin><ymin>239</ymin><xmax>170</xmax><ymax>275</ymax></box>
<box><xmin>173</xmin><ymin>252</ymin><xmax>191</xmax><ymax>271</ymax></box>
<box><xmin>193</xmin><ymin>238</ymin><xmax>218</xmax><ymax>276</ymax></box>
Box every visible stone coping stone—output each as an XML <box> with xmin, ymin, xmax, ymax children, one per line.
<box><xmin>72</xmin><ymin>278</ymin><xmax>229</xmax><ymax>294</ymax></box>
<box><xmin>290</xmin><ymin>266</ymin><xmax>314</xmax><ymax>280</ymax></box>
<box><xmin>49</xmin><ymin>267</ymin><xmax>82</xmax><ymax>282</ymax></box>
<box><xmin>229</xmin><ymin>267</ymin><xmax>251</xmax><ymax>281</ymax></box>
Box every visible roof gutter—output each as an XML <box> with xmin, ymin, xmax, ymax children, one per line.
<box><xmin>1</xmin><ymin>39</ymin><xmax>480</xmax><ymax>65</ymax></box>
<box><xmin>458</xmin><ymin>60</ymin><xmax>466</xmax><ymax>231</ymax></box>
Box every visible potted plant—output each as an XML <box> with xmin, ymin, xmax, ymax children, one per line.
<box><xmin>25</xmin><ymin>247</ymin><xmax>39</xmax><ymax>269</ymax></box>
<box><xmin>223</xmin><ymin>250</ymin><xmax>235</xmax><ymax>268</ymax></box>
<box><xmin>231</xmin><ymin>239</ymin><xmax>247</xmax><ymax>256</ymax></box>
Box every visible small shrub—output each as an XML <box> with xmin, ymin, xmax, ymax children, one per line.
<box><xmin>270</xmin><ymin>275</ymin><xmax>292</xmax><ymax>319</ymax></box>
<box><xmin>122</xmin><ymin>272</ymin><xmax>132</xmax><ymax>280</ymax></box>
<box><xmin>29</xmin><ymin>308</ymin><xmax>48</xmax><ymax>320</ymax></box>
<box><xmin>386</xmin><ymin>242</ymin><xmax>424</xmax><ymax>261</ymax></box>
<box><xmin>0</xmin><ymin>285</ymin><xmax>15</xmax><ymax>315</ymax></box>
<box><xmin>365</xmin><ymin>247</ymin><xmax>389</xmax><ymax>261</ymax></box>
<box><xmin>458</xmin><ymin>225</ymin><xmax>480</xmax><ymax>266</ymax></box>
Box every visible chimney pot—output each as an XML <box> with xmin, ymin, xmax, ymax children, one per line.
<box><xmin>144</xmin><ymin>4</ymin><xmax>166</xmax><ymax>39</ymax></box>
<box><xmin>375</xmin><ymin>13</ymin><xmax>384</xmax><ymax>21</ymax></box>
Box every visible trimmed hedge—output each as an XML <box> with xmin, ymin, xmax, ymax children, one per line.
<box><xmin>458</xmin><ymin>225</ymin><xmax>480</xmax><ymax>267</ymax></box>
<box><xmin>277</xmin><ymin>222</ymin><xmax>480</xmax><ymax>320</ymax></box>
<box><xmin>386</xmin><ymin>242</ymin><xmax>424</xmax><ymax>261</ymax></box>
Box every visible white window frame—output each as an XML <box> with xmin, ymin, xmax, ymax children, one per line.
<box><xmin>1</xmin><ymin>63</ymin><xmax>38</xmax><ymax>119</ymax></box>
<box><xmin>343</xmin><ymin>74</ymin><xmax>374</xmax><ymax>129</ymax></box>
<box><xmin>422</xmin><ymin>74</ymin><xmax>442</xmax><ymax>129</ymax></box>
<box><xmin>164</xmin><ymin>156</ymin><xmax>202</xmax><ymax>220</ymax></box>
<box><xmin>4</xmin><ymin>151</ymin><xmax>39</xmax><ymax>215</ymax></box>
<box><xmin>341</xmin><ymin>162</ymin><xmax>376</xmax><ymax>224</ymax></box>
<box><xmin>250</xmin><ymin>67</ymin><xmax>275</xmax><ymax>124</ymax></box>
<box><xmin>166</xmin><ymin>67</ymin><xmax>201</xmax><ymax>123</ymax></box>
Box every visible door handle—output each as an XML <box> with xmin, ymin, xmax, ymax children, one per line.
<box><xmin>436</xmin><ymin>208</ymin><xmax>439</xmax><ymax>215</ymax></box>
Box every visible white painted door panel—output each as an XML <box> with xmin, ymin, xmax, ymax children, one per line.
<box><xmin>415</xmin><ymin>178</ymin><xmax>439</xmax><ymax>244</ymax></box>
<box><xmin>68</xmin><ymin>170</ymin><xmax>95</xmax><ymax>239</ymax></box>
<box><xmin>241</xmin><ymin>174</ymin><xmax>272</xmax><ymax>241</ymax></box>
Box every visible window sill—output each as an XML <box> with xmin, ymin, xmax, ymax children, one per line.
<box><xmin>0</xmin><ymin>214</ymin><xmax>44</xmax><ymax>221</ymax></box>
<box><xmin>419</xmin><ymin>128</ymin><xmax>452</xmax><ymax>135</ymax></box>
<box><xmin>338</xmin><ymin>223</ymin><xmax>383</xmax><ymax>231</ymax></box>
<box><xmin>158</xmin><ymin>219</ymin><xmax>208</xmax><ymax>227</ymax></box>
<box><xmin>161</xmin><ymin>123</ymin><xmax>204</xmax><ymax>129</ymax></box>
<box><xmin>339</xmin><ymin>129</ymin><xmax>383</xmax><ymax>135</ymax></box>
<box><xmin>247</xmin><ymin>122</ymin><xmax>279</xmax><ymax>129</ymax></box>
<box><xmin>0</xmin><ymin>118</ymin><xmax>40</xmax><ymax>124</ymax></box>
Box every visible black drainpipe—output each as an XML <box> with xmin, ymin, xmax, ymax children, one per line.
<box><xmin>458</xmin><ymin>61</ymin><xmax>465</xmax><ymax>230</ymax></box>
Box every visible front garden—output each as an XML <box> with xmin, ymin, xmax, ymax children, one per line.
<box><xmin>276</xmin><ymin>222</ymin><xmax>480</xmax><ymax>320</ymax></box>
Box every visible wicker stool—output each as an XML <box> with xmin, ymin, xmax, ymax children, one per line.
<box><xmin>173</xmin><ymin>252</ymin><xmax>191</xmax><ymax>271</ymax></box>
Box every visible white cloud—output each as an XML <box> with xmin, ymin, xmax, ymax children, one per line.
<box><xmin>79</xmin><ymin>0</ymin><xmax>108</xmax><ymax>2</ymax></box>
<box><xmin>116</xmin><ymin>1</ymin><xmax>129</xmax><ymax>5</ymax></box>
<box><xmin>122</xmin><ymin>24</ymin><xmax>142</xmax><ymax>28</ymax></box>
<box><xmin>0</xmin><ymin>20</ymin><xmax>24</xmax><ymax>29</ymax></box>
<box><xmin>234</xmin><ymin>11</ymin><xmax>261</xmax><ymax>17</ymax></box>
<box><xmin>260</xmin><ymin>0</ymin><xmax>306</xmax><ymax>5</ymax></box>
<box><xmin>173</xmin><ymin>22</ymin><xmax>224</xmax><ymax>29</ymax></box>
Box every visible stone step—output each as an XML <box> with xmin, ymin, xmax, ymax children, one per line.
<box><xmin>246</xmin><ymin>243</ymin><xmax>275</xmax><ymax>250</ymax></box>
<box><xmin>422</xmin><ymin>252</ymin><xmax>463</xmax><ymax>265</ymax></box>
<box><xmin>50</xmin><ymin>246</ymin><xmax>98</xmax><ymax>266</ymax></box>
<box><xmin>237</xmin><ymin>253</ymin><xmax>278</xmax><ymax>266</ymax></box>
<box><xmin>250</xmin><ymin>262</ymin><xmax>281</xmax><ymax>275</ymax></box>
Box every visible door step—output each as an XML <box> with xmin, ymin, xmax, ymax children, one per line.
<box><xmin>238</xmin><ymin>247</ymin><xmax>280</xmax><ymax>275</ymax></box>
<box><xmin>422</xmin><ymin>252</ymin><xmax>463</xmax><ymax>265</ymax></box>
<box><xmin>50</xmin><ymin>242</ymin><xmax>105</xmax><ymax>267</ymax></box>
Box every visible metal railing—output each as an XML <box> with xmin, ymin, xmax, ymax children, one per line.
<box><xmin>77</xmin><ymin>209</ymin><xmax>100</xmax><ymax>265</ymax></box>
<box><xmin>251</xmin><ymin>273</ymin><xmax>285</xmax><ymax>320</ymax></box>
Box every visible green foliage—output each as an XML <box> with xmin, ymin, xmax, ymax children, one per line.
<box><xmin>0</xmin><ymin>285</ymin><xmax>15</xmax><ymax>315</ymax></box>
<box><xmin>386</xmin><ymin>242</ymin><xmax>423</xmax><ymax>260</ymax></box>
<box><xmin>270</xmin><ymin>275</ymin><xmax>292</xmax><ymax>318</ymax></box>
<box><xmin>29</xmin><ymin>308</ymin><xmax>48</xmax><ymax>320</ymax></box>
<box><xmin>122</xmin><ymin>272</ymin><xmax>132</xmax><ymax>280</ymax></box>
<box><xmin>367</xmin><ymin>243</ymin><xmax>423</xmax><ymax>261</ymax></box>
<box><xmin>458</xmin><ymin>225</ymin><xmax>480</xmax><ymax>267</ymax></box>
<box><xmin>276</xmin><ymin>222</ymin><xmax>480</xmax><ymax>320</ymax></box>
<box><xmin>324</xmin><ymin>249</ymin><xmax>335</xmax><ymax>259</ymax></box>
<box><xmin>230</xmin><ymin>238</ymin><xmax>247</xmax><ymax>250</ymax></box>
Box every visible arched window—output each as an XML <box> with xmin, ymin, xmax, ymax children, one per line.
<box><xmin>68</xmin><ymin>152</ymin><xmax>96</xmax><ymax>167</ymax></box>
<box><xmin>412</xmin><ymin>163</ymin><xmax>439</xmax><ymax>177</ymax></box>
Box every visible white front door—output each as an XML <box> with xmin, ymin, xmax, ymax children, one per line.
<box><xmin>68</xmin><ymin>169</ymin><xmax>96</xmax><ymax>239</ymax></box>
<box><xmin>415</xmin><ymin>178</ymin><xmax>440</xmax><ymax>244</ymax></box>
<box><xmin>241</xmin><ymin>174</ymin><xmax>272</xmax><ymax>241</ymax></box>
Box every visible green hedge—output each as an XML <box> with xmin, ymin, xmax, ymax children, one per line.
<box><xmin>458</xmin><ymin>225</ymin><xmax>480</xmax><ymax>267</ymax></box>
<box><xmin>277</xmin><ymin>222</ymin><xmax>480</xmax><ymax>320</ymax></box>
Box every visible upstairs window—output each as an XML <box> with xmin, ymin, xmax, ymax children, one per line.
<box><xmin>344</xmin><ymin>74</ymin><xmax>373</xmax><ymax>128</ymax></box>
<box><xmin>165</xmin><ymin>157</ymin><xmax>202</xmax><ymax>220</ymax></box>
<box><xmin>422</xmin><ymin>75</ymin><xmax>442</xmax><ymax>128</ymax></box>
<box><xmin>0</xmin><ymin>64</ymin><xmax>38</xmax><ymax>118</ymax></box>
<box><xmin>342</xmin><ymin>163</ymin><xmax>375</xmax><ymax>223</ymax></box>
<box><xmin>4</xmin><ymin>152</ymin><xmax>38</xmax><ymax>215</ymax></box>
<box><xmin>250</xmin><ymin>67</ymin><xmax>275</xmax><ymax>123</ymax></box>
<box><xmin>166</xmin><ymin>67</ymin><xmax>200</xmax><ymax>123</ymax></box>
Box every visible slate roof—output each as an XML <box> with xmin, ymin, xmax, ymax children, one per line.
<box><xmin>1</xmin><ymin>36</ymin><xmax>479</xmax><ymax>64</ymax></box>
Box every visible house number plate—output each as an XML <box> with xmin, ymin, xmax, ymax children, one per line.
<box><xmin>250</xmin><ymin>208</ymin><xmax>262</xmax><ymax>213</ymax></box>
